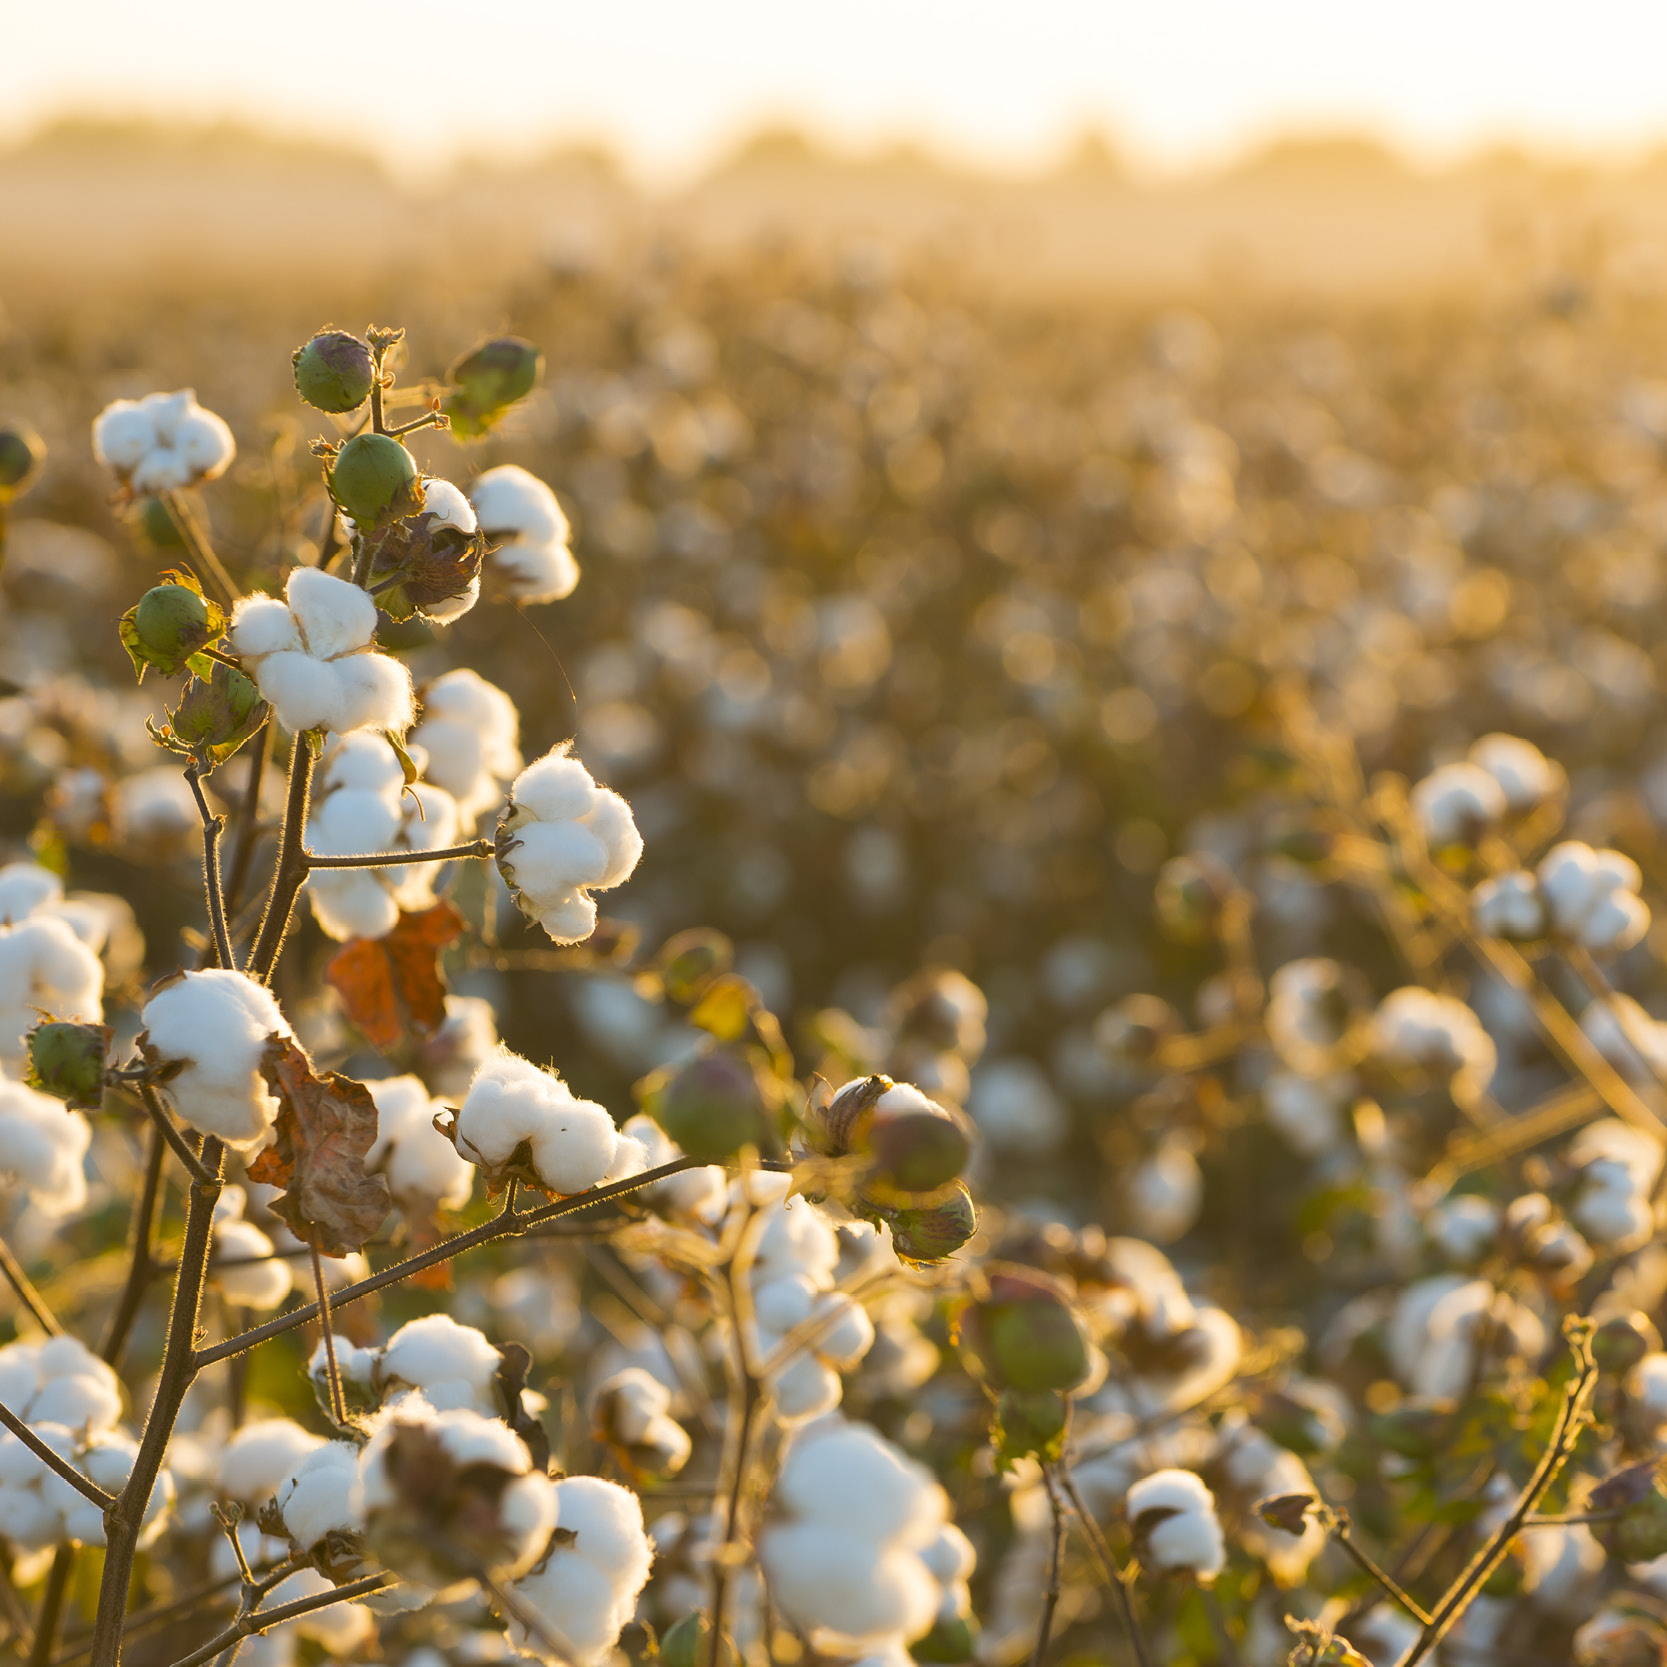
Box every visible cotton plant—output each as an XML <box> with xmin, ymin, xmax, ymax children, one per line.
<box><xmin>469</xmin><ymin>463</ymin><xmax>580</xmax><ymax>604</ymax></box>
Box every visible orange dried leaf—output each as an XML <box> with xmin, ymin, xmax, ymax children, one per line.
<box><xmin>326</xmin><ymin>900</ymin><xmax>465</xmax><ymax>1051</ymax></box>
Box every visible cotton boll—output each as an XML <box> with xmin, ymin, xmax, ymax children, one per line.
<box><xmin>1125</xmin><ymin>1469</ymin><xmax>1226</xmax><ymax>1579</ymax></box>
<box><xmin>769</xmin><ymin>1353</ymin><xmax>843</xmax><ymax>1422</ymax></box>
<box><xmin>775</xmin><ymin>1420</ymin><xmax>943</xmax><ymax>1543</ymax></box>
<box><xmin>452</xmin><ymin>1049</ymin><xmax>622</xmax><ymax>1195</ymax></box>
<box><xmin>0</xmin><ymin>862</ymin><xmax>64</xmax><ymax>926</ymax></box>
<box><xmin>1468</xmin><ymin>732</ymin><xmax>1565</xmax><ymax>814</ymax></box>
<box><xmin>411</xmin><ymin>669</ymin><xmax>523</xmax><ymax>824</ymax></box>
<box><xmin>1538</xmin><ymin>842</ymin><xmax>1651</xmax><ymax>954</ymax></box>
<box><xmin>367</xmin><ymin>1075</ymin><xmax>474</xmax><ymax>1212</ymax></box>
<box><xmin>210</xmin><ymin>1215</ymin><xmax>293</xmax><ymax>1311</ymax></box>
<box><xmin>0</xmin><ymin>911</ymin><xmax>105</xmax><ymax>1064</ymax></box>
<box><xmin>1370</xmin><ymin>987</ymin><xmax>1496</xmax><ymax>1097</ymax></box>
<box><xmin>221</xmin><ymin>1419</ymin><xmax>325</xmax><ymax>1507</ymax></box>
<box><xmin>1473</xmin><ymin>871</ymin><xmax>1547</xmax><ymax>941</ymax></box>
<box><xmin>380</xmin><ymin>1314</ymin><xmax>502</xmax><ymax>1410</ymax></box>
<box><xmin>0</xmin><ymin>1078</ymin><xmax>92</xmax><ymax>1212</ymax></box>
<box><xmin>286</xmin><ymin>567</ymin><xmax>378</xmax><ymax>661</ymax></box>
<box><xmin>422</xmin><ymin>476</ymin><xmax>477</xmax><ymax>536</ymax></box>
<box><xmin>93</xmin><ymin>390</ymin><xmax>234</xmax><ymax>489</ymax></box>
<box><xmin>1412</xmin><ymin>760</ymin><xmax>1506</xmax><ymax>848</ymax></box>
<box><xmin>471</xmin><ymin>465</ymin><xmax>580</xmax><ymax>605</ymax></box>
<box><xmin>274</xmin><ymin>1440</ymin><xmax>358</xmax><ymax>1547</ymax></box>
<box><xmin>140</xmin><ymin>969</ymin><xmax>292</xmax><ymax>1149</ymax></box>
<box><xmin>276</xmin><ymin>1568</ymin><xmax>376</xmax><ymax>1652</ymax></box>
<box><xmin>619</xmin><ymin>1114</ymin><xmax>726</xmax><ymax>1221</ymax></box>
<box><xmin>761</xmin><ymin>1523</ymin><xmax>939</xmax><ymax>1646</ymax></box>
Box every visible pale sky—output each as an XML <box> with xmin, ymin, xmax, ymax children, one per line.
<box><xmin>7</xmin><ymin>0</ymin><xmax>1667</xmax><ymax>179</ymax></box>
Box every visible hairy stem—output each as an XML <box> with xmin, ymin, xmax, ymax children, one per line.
<box><xmin>27</xmin><ymin>1549</ymin><xmax>77</xmax><ymax>1667</ymax></box>
<box><xmin>0</xmin><ymin>1234</ymin><xmax>60</xmax><ymax>1336</ymax></box>
<box><xmin>0</xmin><ymin>1400</ymin><xmax>113</xmax><ymax>1508</ymax></box>
<box><xmin>135</xmin><ymin>1085</ymin><xmax>214</xmax><ymax>1186</ymax></box>
<box><xmin>183</xmin><ymin>765</ymin><xmax>234</xmax><ymax>969</ymax></box>
<box><xmin>301</xmin><ymin>837</ymin><xmax>491</xmax><ymax>869</ymax></box>
<box><xmin>88</xmin><ymin>1141</ymin><xmax>226</xmax><ymax>1667</ymax></box>
<box><xmin>161</xmin><ymin>1572</ymin><xmax>393</xmax><ymax>1667</ymax></box>
<box><xmin>247</xmin><ymin>739</ymin><xmax>316</xmax><ymax>983</ymax></box>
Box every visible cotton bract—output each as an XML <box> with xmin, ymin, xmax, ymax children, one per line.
<box><xmin>229</xmin><ymin>567</ymin><xmax>414</xmax><ymax>737</ymax></box>
<box><xmin>470</xmin><ymin>464</ymin><xmax>579</xmax><ymax>604</ymax></box>
<box><xmin>503</xmin><ymin>1475</ymin><xmax>653</xmax><ymax>1665</ymax></box>
<box><xmin>496</xmin><ymin>744</ymin><xmax>642</xmax><ymax>944</ymax></box>
<box><xmin>139</xmin><ymin>968</ymin><xmax>293</xmax><ymax>1150</ymax></box>
<box><xmin>92</xmin><ymin>389</ymin><xmax>235</xmax><ymax>494</ymax></box>
<box><xmin>450</xmin><ymin>1048</ymin><xmax>626</xmax><ymax>1195</ymax></box>
<box><xmin>304</xmin><ymin>734</ymin><xmax>461</xmax><ymax>940</ymax></box>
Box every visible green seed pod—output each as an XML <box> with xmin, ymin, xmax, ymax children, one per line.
<box><xmin>444</xmin><ymin>336</ymin><xmax>543</xmax><ymax>438</ymax></box>
<box><xmin>911</xmin><ymin>1612</ymin><xmax>980</xmax><ymax>1664</ymax></box>
<box><xmin>1611</xmin><ymin>1488</ymin><xmax>1667</xmax><ymax>1565</ymax></box>
<box><xmin>166</xmin><ymin>661</ymin><xmax>267</xmax><ymax>761</ymax></box>
<box><xmin>328</xmin><ymin>432</ymin><xmax>420</xmax><ymax>526</ymax></box>
<box><xmin>0</xmin><ymin>424</ymin><xmax>44</xmax><ymax>499</ymax></box>
<box><xmin>880</xmin><ymin>1182</ymin><xmax>978</xmax><ymax>1263</ymax></box>
<box><xmin>293</xmin><ymin>330</ymin><xmax>377</xmax><ymax>413</ymax></box>
<box><xmin>25</xmin><ymin>1020</ymin><xmax>110</xmax><ymax>1110</ymax></box>
<box><xmin>648</xmin><ymin>1047</ymin><xmax>772</xmax><ymax>1163</ymax></box>
<box><xmin>659</xmin><ymin>1614</ymin><xmax>738</xmax><ymax>1667</ymax></box>
<box><xmin>960</xmin><ymin>1263</ymin><xmax>1092</xmax><ymax>1393</ymax></box>
<box><xmin>866</xmin><ymin>1103</ymin><xmax>974</xmax><ymax>1195</ymax></box>
<box><xmin>120</xmin><ymin>581</ymin><xmax>224</xmax><ymax>679</ymax></box>
<box><xmin>992</xmin><ymin>1387</ymin><xmax>1070</xmax><ymax>1467</ymax></box>
<box><xmin>655</xmin><ymin>928</ymin><xmax>735</xmax><ymax>1006</ymax></box>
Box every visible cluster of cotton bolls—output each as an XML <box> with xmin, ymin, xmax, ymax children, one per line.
<box><xmin>229</xmin><ymin>567</ymin><xmax>414</xmax><ymax>737</ymax></box>
<box><xmin>308</xmin><ymin>1312</ymin><xmax>509</xmax><ymax>1419</ymax></box>
<box><xmin>1411</xmin><ymin>731</ymin><xmax>1565</xmax><ymax>848</ymax></box>
<box><xmin>1565</xmin><ymin>1118</ymin><xmax>1663</xmax><ymax>1252</ymax></box>
<box><xmin>0</xmin><ymin>1075</ymin><xmax>91</xmax><ymax>1214</ymax></box>
<box><xmin>138</xmin><ymin>967</ymin><xmax>293</xmax><ymax>1150</ymax></box>
<box><xmin>495</xmin><ymin>742</ymin><xmax>643</xmax><ymax>944</ymax></box>
<box><xmin>1473</xmin><ymin>841</ymin><xmax>1651</xmax><ymax>952</ymax></box>
<box><xmin>759</xmin><ymin>1418</ymin><xmax>968</xmax><ymax>1661</ymax></box>
<box><xmin>591</xmin><ymin>1365</ymin><xmax>692</xmax><ymax>1477</ymax></box>
<box><xmin>91</xmin><ymin>389</ymin><xmax>236</xmax><ymax>494</ymax></box>
<box><xmin>303</xmin><ymin>733</ymin><xmax>461</xmax><ymax>940</ymax></box>
<box><xmin>409</xmin><ymin>668</ymin><xmax>523</xmax><ymax>825</ymax></box>
<box><xmin>1382</xmin><ymin>1271</ymin><xmax>1546</xmax><ymax>1401</ymax></box>
<box><xmin>742</xmin><ymin>1172</ymin><xmax>879</xmax><ymax>1420</ymax></box>
<box><xmin>0</xmin><ymin>860</ymin><xmax>104</xmax><ymax>1064</ymax></box>
<box><xmin>446</xmin><ymin>1047</ymin><xmax>633</xmax><ymax>1195</ymax></box>
<box><xmin>1368</xmin><ymin>985</ymin><xmax>1497</xmax><ymax>1101</ymax></box>
<box><xmin>0</xmin><ymin>1335</ymin><xmax>171</xmax><ymax>1554</ymax></box>
<box><xmin>469</xmin><ymin>464</ymin><xmax>581</xmax><ymax>604</ymax></box>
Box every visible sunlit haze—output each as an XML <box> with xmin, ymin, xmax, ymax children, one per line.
<box><xmin>10</xmin><ymin>0</ymin><xmax>1667</xmax><ymax>177</ymax></box>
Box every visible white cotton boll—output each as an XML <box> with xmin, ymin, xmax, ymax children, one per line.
<box><xmin>274</xmin><ymin>1440</ymin><xmax>358</xmax><ymax>1547</ymax></box>
<box><xmin>761</xmin><ymin>1523</ymin><xmax>939</xmax><ymax>1645</ymax></box>
<box><xmin>583</xmin><ymin>790</ymin><xmax>645</xmax><ymax>888</ymax></box>
<box><xmin>211</xmin><ymin>1217</ymin><xmax>293</xmax><ymax>1311</ymax></box>
<box><xmin>330</xmin><ymin>650</ymin><xmax>416</xmax><ymax>735</ymax></box>
<box><xmin>1538</xmin><ymin>841</ymin><xmax>1651</xmax><ymax>953</ymax></box>
<box><xmin>539</xmin><ymin>892</ymin><xmax>597</xmax><ymax>944</ymax></box>
<box><xmin>1412</xmin><ymin>760</ymin><xmax>1507</xmax><ymax>848</ymax></box>
<box><xmin>1126</xmin><ymin>1142</ymin><xmax>1202</xmax><ymax>1242</ymax></box>
<box><xmin>367</xmin><ymin>1075</ymin><xmax>473</xmax><ymax>1212</ymax></box>
<box><xmin>92</xmin><ymin>401</ymin><xmax>153</xmax><ymax>471</ymax></box>
<box><xmin>278</xmin><ymin>1568</ymin><xmax>376</xmax><ymax>1651</ymax></box>
<box><xmin>0</xmin><ymin>862</ymin><xmax>62</xmax><ymax>926</ymax></box>
<box><xmin>0</xmin><ymin>1079</ymin><xmax>91</xmax><ymax>1211</ymax></box>
<box><xmin>422</xmin><ymin>477</ymin><xmax>478</xmax><ymax>535</ymax></box>
<box><xmin>508</xmin><ymin>819</ymin><xmax>613</xmax><ymax>892</ymax></box>
<box><xmin>509</xmin><ymin>750</ymin><xmax>598</xmax><ymax>823</ymax></box>
<box><xmin>553</xmin><ymin>1476</ymin><xmax>653</xmax><ymax>1587</ymax></box>
<box><xmin>93</xmin><ymin>391</ymin><xmax>234</xmax><ymax>488</ymax></box>
<box><xmin>0</xmin><ymin>913</ymin><xmax>105</xmax><ymax>1064</ymax></box>
<box><xmin>286</xmin><ymin>568</ymin><xmax>377</xmax><ymax>662</ymax></box>
<box><xmin>1370</xmin><ymin>987</ymin><xmax>1496</xmax><ymax>1096</ymax></box>
<box><xmin>1427</xmin><ymin>1194</ymin><xmax>1501</xmax><ymax>1266</ymax></box>
<box><xmin>411</xmin><ymin>669</ymin><xmax>522</xmax><ymax>823</ymax></box>
<box><xmin>229</xmin><ymin>597</ymin><xmax>302</xmax><ymax>658</ymax></box>
<box><xmin>471</xmin><ymin>465</ymin><xmax>580</xmax><ymax>606</ymax></box>
<box><xmin>1262</xmin><ymin>1070</ymin><xmax>1350</xmax><ymax>1156</ymax></box>
<box><xmin>381</xmin><ymin>1314</ymin><xmax>502</xmax><ymax>1408</ymax></box>
<box><xmin>453</xmin><ymin>1049</ymin><xmax>621</xmax><ymax>1194</ymax></box>
<box><xmin>221</xmin><ymin>1419</ymin><xmax>325</xmax><ymax>1506</ymax></box>
<box><xmin>1126</xmin><ymin>1468</ymin><xmax>1226</xmax><ymax>1579</ymax></box>
<box><xmin>920</xmin><ymin>1522</ymin><xmax>976</xmax><ymax>1585</ymax></box>
<box><xmin>769</xmin><ymin>1353</ymin><xmax>843</xmax><ymax>1421</ymax></box>
<box><xmin>140</xmin><ymin>969</ymin><xmax>292</xmax><ymax>1149</ymax></box>
<box><xmin>1473</xmin><ymin>871</ymin><xmax>1546</xmax><ymax>941</ymax></box>
<box><xmin>753</xmin><ymin>1274</ymin><xmax>817</xmax><ymax>1336</ymax></box>
<box><xmin>807</xmin><ymin>1292</ymin><xmax>876</xmax><ymax>1369</ymax></box>
<box><xmin>528</xmin><ymin>1098</ymin><xmax>621</xmax><ymax>1195</ymax></box>
<box><xmin>775</xmin><ymin>1421</ymin><xmax>942</xmax><ymax>1542</ymax></box>
<box><xmin>1468</xmin><ymin>733</ymin><xmax>1565</xmax><ymax>814</ymax></box>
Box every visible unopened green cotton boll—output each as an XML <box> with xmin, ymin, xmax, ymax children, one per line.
<box><xmin>960</xmin><ymin>1263</ymin><xmax>1091</xmax><ymax>1393</ymax></box>
<box><xmin>0</xmin><ymin>424</ymin><xmax>44</xmax><ymax>498</ymax></box>
<box><xmin>293</xmin><ymin>330</ymin><xmax>377</xmax><ymax>414</ymax></box>
<box><xmin>329</xmin><ymin>432</ymin><xmax>419</xmax><ymax>525</ymax></box>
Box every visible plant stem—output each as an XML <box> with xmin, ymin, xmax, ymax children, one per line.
<box><xmin>0</xmin><ymin>1400</ymin><xmax>113</xmax><ymax>1508</ymax></box>
<box><xmin>1401</xmin><ymin>1328</ymin><xmax>1598</xmax><ymax>1665</ymax></box>
<box><xmin>1057</xmin><ymin>1470</ymin><xmax>1152</xmax><ymax>1667</ymax></box>
<box><xmin>248</xmin><ymin>738</ymin><xmax>316</xmax><ymax>983</ymax></box>
<box><xmin>1032</xmin><ymin>1463</ymin><xmax>1067</xmax><ymax>1667</ymax></box>
<box><xmin>1326</xmin><ymin>1515</ymin><xmax>1431</xmax><ymax>1626</ymax></box>
<box><xmin>301</xmin><ymin>837</ymin><xmax>491</xmax><ymax>869</ymax></box>
<box><xmin>135</xmin><ymin>1085</ymin><xmax>215</xmax><ymax>1186</ymax></box>
<box><xmin>159</xmin><ymin>1572</ymin><xmax>393</xmax><ymax>1667</ymax></box>
<box><xmin>193</xmin><ymin>1157</ymin><xmax>703</xmax><ymax>1368</ymax></box>
<box><xmin>220</xmin><ymin>724</ymin><xmax>270</xmax><ymax>927</ymax></box>
<box><xmin>309</xmin><ymin>1247</ymin><xmax>347</xmax><ymax>1426</ymax></box>
<box><xmin>28</xmin><ymin>1549</ymin><xmax>78</xmax><ymax>1667</ymax></box>
<box><xmin>161</xmin><ymin>493</ymin><xmax>240</xmax><ymax>609</ymax></box>
<box><xmin>183</xmin><ymin>765</ymin><xmax>234</xmax><ymax>970</ymax></box>
<box><xmin>0</xmin><ymin>1234</ymin><xmax>60</xmax><ymax>1335</ymax></box>
<box><xmin>88</xmin><ymin>1140</ymin><xmax>226</xmax><ymax>1667</ymax></box>
<box><xmin>100</xmin><ymin>1126</ymin><xmax>166</xmax><ymax>1367</ymax></box>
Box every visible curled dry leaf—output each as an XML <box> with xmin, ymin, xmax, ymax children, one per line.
<box><xmin>326</xmin><ymin>899</ymin><xmax>465</xmax><ymax>1051</ymax></box>
<box><xmin>248</xmin><ymin>1035</ymin><xmax>392</xmax><ymax>1255</ymax></box>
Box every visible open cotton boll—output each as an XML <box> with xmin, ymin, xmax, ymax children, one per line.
<box><xmin>496</xmin><ymin>744</ymin><xmax>642</xmax><ymax>945</ymax></box>
<box><xmin>0</xmin><ymin>1335</ymin><xmax>123</xmax><ymax>1434</ymax></box>
<box><xmin>1411</xmin><ymin>759</ymin><xmax>1506</xmax><ymax>848</ymax></box>
<box><xmin>366</xmin><ymin>1075</ymin><xmax>473</xmax><ymax>1212</ymax></box>
<box><xmin>452</xmin><ymin>1048</ymin><xmax>622</xmax><ymax>1195</ymax></box>
<box><xmin>0</xmin><ymin>1076</ymin><xmax>91</xmax><ymax>1213</ymax></box>
<box><xmin>776</xmin><ymin>1419</ymin><xmax>945</xmax><ymax>1543</ymax></box>
<box><xmin>273</xmin><ymin>1440</ymin><xmax>358</xmax><ymax>1549</ymax></box>
<box><xmin>92</xmin><ymin>390</ymin><xmax>235</xmax><ymax>491</ymax></box>
<box><xmin>1537</xmin><ymin>841</ymin><xmax>1651</xmax><ymax>953</ymax></box>
<box><xmin>1369</xmin><ymin>986</ymin><xmax>1496</xmax><ymax>1097</ymax></box>
<box><xmin>379</xmin><ymin>1314</ymin><xmax>502</xmax><ymax>1412</ymax></box>
<box><xmin>761</xmin><ymin>1524</ymin><xmax>940</xmax><ymax>1647</ymax></box>
<box><xmin>0</xmin><ymin>862</ymin><xmax>63</xmax><ymax>926</ymax></box>
<box><xmin>209</xmin><ymin>1198</ymin><xmax>293</xmax><ymax>1311</ymax></box>
<box><xmin>411</xmin><ymin>669</ymin><xmax>523</xmax><ymax>824</ymax></box>
<box><xmin>505</xmin><ymin>1476</ymin><xmax>654</xmax><ymax>1666</ymax></box>
<box><xmin>1468</xmin><ymin>732</ymin><xmax>1565</xmax><ymax>814</ymax></box>
<box><xmin>353</xmin><ymin>1397</ymin><xmax>555</xmax><ymax>1592</ymax></box>
<box><xmin>220</xmin><ymin>1418</ymin><xmax>326</xmax><ymax>1507</ymax></box>
<box><xmin>470</xmin><ymin>464</ymin><xmax>580</xmax><ymax>605</ymax></box>
<box><xmin>1125</xmin><ymin>1468</ymin><xmax>1226</xmax><ymax>1579</ymax></box>
<box><xmin>0</xmin><ymin>911</ymin><xmax>105</xmax><ymax>1064</ymax></box>
<box><xmin>139</xmin><ymin>968</ymin><xmax>292</xmax><ymax>1150</ymax></box>
<box><xmin>592</xmin><ymin>1367</ymin><xmax>691</xmax><ymax>1477</ymax></box>
<box><xmin>230</xmin><ymin>568</ymin><xmax>413</xmax><ymax>737</ymax></box>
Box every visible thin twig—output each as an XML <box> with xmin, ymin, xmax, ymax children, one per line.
<box><xmin>248</xmin><ymin>738</ymin><xmax>316</xmax><ymax>983</ymax></box>
<box><xmin>184</xmin><ymin>764</ymin><xmax>235</xmax><ymax>970</ymax></box>
<box><xmin>161</xmin><ymin>492</ymin><xmax>240</xmax><ymax>609</ymax></box>
<box><xmin>136</xmin><ymin>1083</ymin><xmax>215</xmax><ymax>1186</ymax></box>
<box><xmin>1057</xmin><ymin>1469</ymin><xmax>1153</xmax><ymax>1667</ymax></box>
<box><xmin>28</xmin><ymin>1549</ymin><xmax>78</xmax><ymax>1667</ymax></box>
<box><xmin>1324</xmin><ymin>1510</ymin><xmax>1432</xmax><ymax>1626</ymax></box>
<box><xmin>0</xmin><ymin>1234</ymin><xmax>60</xmax><ymax>1335</ymax></box>
<box><xmin>220</xmin><ymin>724</ymin><xmax>270</xmax><ymax>927</ymax></box>
<box><xmin>0</xmin><ymin>1399</ymin><xmax>115</xmax><ymax>1510</ymax></box>
<box><xmin>301</xmin><ymin>837</ymin><xmax>491</xmax><ymax>869</ymax></box>
<box><xmin>159</xmin><ymin>1572</ymin><xmax>394</xmax><ymax>1667</ymax></box>
<box><xmin>309</xmin><ymin>1246</ymin><xmax>348</xmax><ymax>1426</ymax></box>
<box><xmin>1032</xmin><ymin>1463</ymin><xmax>1067</xmax><ymax>1667</ymax></box>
